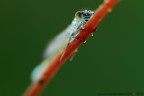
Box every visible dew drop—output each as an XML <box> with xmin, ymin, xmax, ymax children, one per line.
<box><xmin>83</xmin><ymin>40</ymin><xmax>87</xmax><ymax>43</ymax></box>
<box><xmin>91</xmin><ymin>33</ymin><xmax>93</xmax><ymax>36</ymax></box>
<box><xmin>108</xmin><ymin>9</ymin><xmax>112</xmax><ymax>13</ymax></box>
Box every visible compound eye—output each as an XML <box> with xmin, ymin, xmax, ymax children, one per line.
<box><xmin>75</xmin><ymin>11</ymin><xmax>82</xmax><ymax>19</ymax></box>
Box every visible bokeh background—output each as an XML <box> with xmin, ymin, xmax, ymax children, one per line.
<box><xmin>0</xmin><ymin>0</ymin><xmax>144</xmax><ymax>96</ymax></box>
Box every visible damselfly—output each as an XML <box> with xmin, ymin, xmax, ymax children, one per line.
<box><xmin>31</xmin><ymin>10</ymin><xmax>96</xmax><ymax>82</ymax></box>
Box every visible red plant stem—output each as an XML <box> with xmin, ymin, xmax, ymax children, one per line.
<box><xmin>23</xmin><ymin>0</ymin><xmax>119</xmax><ymax>96</ymax></box>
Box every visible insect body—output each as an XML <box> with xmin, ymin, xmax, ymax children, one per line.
<box><xmin>31</xmin><ymin>10</ymin><xmax>95</xmax><ymax>82</ymax></box>
<box><xmin>60</xmin><ymin>10</ymin><xmax>95</xmax><ymax>61</ymax></box>
<box><xmin>69</xmin><ymin>10</ymin><xmax>94</xmax><ymax>41</ymax></box>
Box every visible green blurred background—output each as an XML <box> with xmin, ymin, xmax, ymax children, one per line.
<box><xmin>0</xmin><ymin>0</ymin><xmax>144</xmax><ymax>96</ymax></box>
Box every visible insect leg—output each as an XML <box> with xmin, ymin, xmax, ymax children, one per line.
<box><xmin>60</xmin><ymin>31</ymin><xmax>80</xmax><ymax>62</ymax></box>
<box><xmin>59</xmin><ymin>35</ymin><xmax>73</xmax><ymax>62</ymax></box>
<box><xmin>69</xmin><ymin>49</ymin><xmax>78</xmax><ymax>61</ymax></box>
